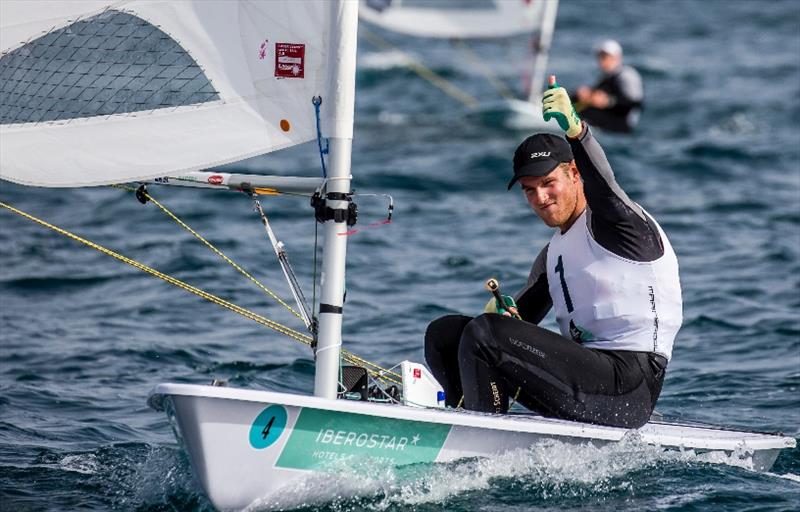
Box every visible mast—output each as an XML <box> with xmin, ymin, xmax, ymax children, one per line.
<box><xmin>314</xmin><ymin>0</ymin><xmax>359</xmax><ymax>399</ymax></box>
<box><xmin>527</xmin><ymin>0</ymin><xmax>559</xmax><ymax>103</ymax></box>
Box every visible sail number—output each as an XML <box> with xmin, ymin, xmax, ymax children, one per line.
<box><xmin>249</xmin><ymin>405</ymin><xmax>288</xmax><ymax>450</ymax></box>
<box><xmin>262</xmin><ymin>416</ymin><xmax>276</xmax><ymax>439</ymax></box>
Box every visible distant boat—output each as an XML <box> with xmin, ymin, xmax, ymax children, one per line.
<box><xmin>358</xmin><ymin>0</ymin><xmax>563</xmax><ymax>131</ymax></box>
<box><xmin>0</xmin><ymin>1</ymin><xmax>794</xmax><ymax>511</ymax></box>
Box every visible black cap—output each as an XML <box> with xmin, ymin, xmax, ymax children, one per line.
<box><xmin>508</xmin><ymin>133</ymin><xmax>574</xmax><ymax>189</ymax></box>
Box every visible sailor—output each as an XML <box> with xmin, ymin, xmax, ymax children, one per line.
<box><xmin>424</xmin><ymin>80</ymin><xmax>682</xmax><ymax>429</ymax></box>
<box><xmin>573</xmin><ymin>39</ymin><xmax>643</xmax><ymax>133</ymax></box>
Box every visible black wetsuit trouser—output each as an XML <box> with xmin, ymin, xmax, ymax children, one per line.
<box><xmin>424</xmin><ymin>314</ymin><xmax>667</xmax><ymax>429</ymax></box>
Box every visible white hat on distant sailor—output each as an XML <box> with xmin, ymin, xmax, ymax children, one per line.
<box><xmin>594</xmin><ymin>39</ymin><xmax>623</xmax><ymax>57</ymax></box>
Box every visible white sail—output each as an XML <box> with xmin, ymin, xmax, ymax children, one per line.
<box><xmin>358</xmin><ymin>0</ymin><xmax>546</xmax><ymax>39</ymax></box>
<box><xmin>0</xmin><ymin>0</ymin><xmax>335</xmax><ymax>187</ymax></box>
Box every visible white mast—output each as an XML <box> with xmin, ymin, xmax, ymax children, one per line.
<box><xmin>527</xmin><ymin>0</ymin><xmax>559</xmax><ymax>103</ymax></box>
<box><xmin>314</xmin><ymin>0</ymin><xmax>359</xmax><ymax>399</ymax></box>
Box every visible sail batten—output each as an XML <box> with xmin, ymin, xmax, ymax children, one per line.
<box><xmin>0</xmin><ymin>0</ymin><xmax>334</xmax><ymax>188</ymax></box>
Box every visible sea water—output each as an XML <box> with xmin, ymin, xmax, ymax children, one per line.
<box><xmin>1</xmin><ymin>0</ymin><xmax>798</xmax><ymax>510</ymax></box>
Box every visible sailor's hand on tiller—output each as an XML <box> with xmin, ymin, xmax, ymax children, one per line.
<box><xmin>483</xmin><ymin>296</ymin><xmax>519</xmax><ymax>317</ymax></box>
<box><xmin>503</xmin><ymin>305</ymin><xmax>519</xmax><ymax>317</ymax></box>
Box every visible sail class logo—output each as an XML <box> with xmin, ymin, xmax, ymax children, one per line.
<box><xmin>275</xmin><ymin>42</ymin><xmax>305</xmax><ymax>78</ymax></box>
<box><xmin>258</xmin><ymin>39</ymin><xmax>269</xmax><ymax>60</ymax></box>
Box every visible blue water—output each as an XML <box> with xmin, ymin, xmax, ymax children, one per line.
<box><xmin>1</xmin><ymin>0</ymin><xmax>799</xmax><ymax>510</ymax></box>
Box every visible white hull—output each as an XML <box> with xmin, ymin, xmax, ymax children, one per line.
<box><xmin>148</xmin><ymin>383</ymin><xmax>795</xmax><ymax>511</ymax></box>
<box><xmin>474</xmin><ymin>98</ymin><xmax>563</xmax><ymax>132</ymax></box>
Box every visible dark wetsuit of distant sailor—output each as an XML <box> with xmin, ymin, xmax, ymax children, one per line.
<box><xmin>579</xmin><ymin>65</ymin><xmax>643</xmax><ymax>133</ymax></box>
<box><xmin>424</xmin><ymin>81</ymin><xmax>682</xmax><ymax>429</ymax></box>
<box><xmin>574</xmin><ymin>40</ymin><xmax>644</xmax><ymax>134</ymax></box>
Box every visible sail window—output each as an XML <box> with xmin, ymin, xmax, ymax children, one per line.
<box><xmin>0</xmin><ymin>10</ymin><xmax>219</xmax><ymax>125</ymax></box>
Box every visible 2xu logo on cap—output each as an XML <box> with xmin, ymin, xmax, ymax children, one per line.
<box><xmin>530</xmin><ymin>152</ymin><xmax>551</xmax><ymax>159</ymax></box>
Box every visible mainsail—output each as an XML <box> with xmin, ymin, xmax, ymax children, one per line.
<box><xmin>0</xmin><ymin>0</ymin><xmax>342</xmax><ymax>187</ymax></box>
<box><xmin>358</xmin><ymin>0</ymin><xmax>545</xmax><ymax>39</ymax></box>
<box><xmin>1</xmin><ymin>0</ymin><xmax>358</xmax><ymax>400</ymax></box>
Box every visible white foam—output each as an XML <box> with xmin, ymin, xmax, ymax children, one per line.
<box><xmin>708</xmin><ymin>112</ymin><xmax>757</xmax><ymax>136</ymax></box>
<box><xmin>244</xmin><ymin>436</ymin><xmax>681</xmax><ymax>511</ymax></box>
<box><xmin>377</xmin><ymin>111</ymin><xmax>407</xmax><ymax>125</ymax></box>
<box><xmin>242</xmin><ymin>435</ymin><xmax>790</xmax><ymax>510</ymax></box>
<box><xmin>767</xmin><ymin>472</ymin><xmax>800</xmax><ymax>483</ymax></box>
<box><xmin>359</xmin><ymin>51</ymin><xmax>414</xmax><ymax>71</ymax></box>
<box><xmin>112</xmin><ymin>445</ymin><xmax>198</xmax><ymax>509</ymax></box>
<box><xmin>59</xmin><ymin>453</ymin><xmax>99</xmax><ymax>475</ymax></box>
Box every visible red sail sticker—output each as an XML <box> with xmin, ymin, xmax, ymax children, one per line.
<box><xmin>275</xmin><ymin>43</ymin><xmax>305</xmax><ymax>78</ymax></box>
<box><xmin>207</xmin><ymin>175</ymin><xmax>224</xmax><ymax>185</ymax></box>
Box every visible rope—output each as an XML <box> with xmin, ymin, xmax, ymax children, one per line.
<box><xmin>312</xmin><ymin>96</ymin><xmax>328</xmax><ymax>178</ymax></box>
<box><xmin>360</xmin><ymin>26</ymin><xmax>479</xmax><ymax>110</ymax></box>
<box><xmin>113</xmin><ymin>185</ymin><xmax>304</xmax><ymax>320</ymax></box>
<box><xmin>0</xmin><ymin>200</ymin><xmax>401</xmax><ymax>385</ymax></box>
<box><xmin>451</xmin><ymin>39</ymin><xmax>517</xmax><ymax>101</ymax></box>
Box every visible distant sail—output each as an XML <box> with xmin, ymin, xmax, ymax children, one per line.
<box><xmin>0</xmin><ymin>1</ymin><xmax>337</xmax><ymax>187</ymax></box>
<box><xmin>359</xmin><ymin>0</ymin><xmax>546</xmax><ymax>39</ymax></box>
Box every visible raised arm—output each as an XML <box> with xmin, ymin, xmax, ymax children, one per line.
<box><xmin>568</xmin><ymin>125</ymin><xmax>662</xmax><ymax>261</ymax></box>
<box><xmin>543</xmin><ymin>76</ymin><xmax>662</xmax><ymax>262</ymax></box>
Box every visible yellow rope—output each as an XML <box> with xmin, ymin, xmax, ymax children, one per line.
<box><xmin>112</xmin><ymin>185</ymin><xmax>303</xmax><ymax>319</ymax></box>
<box><xmin>360</xmin><ymin>26</ymin><xmax>479</xmax><ymax>110</ymax></box>
<box><xmin>452</xmin><ymin>39</ymin><xmax>517</xmax><ymax>101</ymax></box>
<box><xmin>0</xmin><ymin>200</ymin><xmax>402</xmax><ymax>385</ymax></box>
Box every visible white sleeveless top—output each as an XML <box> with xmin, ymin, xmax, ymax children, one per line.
<box><xmin>546</xmin><ymin>209</ymin><xmax>682</xmax><ymax>360</ymax></box>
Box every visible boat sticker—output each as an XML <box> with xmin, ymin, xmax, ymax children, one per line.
<box><xmin>275</xmin><ymin>43</ymin><xmax>305</xmax><ymax>78</ymax></box>
<box><xmin>207</xmin><ymin>174</ymin><xmax>224</xmax><ymax>185</ymax></box>
<box><xmin>275</xmin><ymin>408</ymin><xmax>451</xmax><ymax>470</ymax></box>
<box><xmin>249</xmin><ymin>405</ymin><xmax>288</xmax><ymax>450</ymax></box>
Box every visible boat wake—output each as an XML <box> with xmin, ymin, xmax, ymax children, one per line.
<box><xmin>768</xmin><ymin>471</ymin><xmax>800</xmax><ymax>483</ymax></box>
<box><xmin>66</xmin><ymin>443</ymin><xmax>209</xmax><ymax>510</ymax></box>
<box><xmin>242</xmin><ymin>434</ymin><xmax>782</xmax><ymax>511</ymax></box>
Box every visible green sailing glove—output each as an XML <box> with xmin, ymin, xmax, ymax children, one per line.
<box><xmin>483</xmin><ymin>295</ymin><xmax>521</xmax><ymax>319</ymax></box>
<box><xmin>542</xmin><ymin>76</ymin><xmax>582</xmax><ymax>138</ymax></box>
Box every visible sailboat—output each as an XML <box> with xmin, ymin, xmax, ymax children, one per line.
<box><xmin>358</xmin><ymin>0</ymin><xmax>562</xmax><ymax>130</ymax></box>
<box><xmin>0</xmin><ymin>1</ymin><xmax>794</xmax><ymax>511</ymax></box>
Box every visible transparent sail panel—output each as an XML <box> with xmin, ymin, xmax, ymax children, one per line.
<box><xmin>0</xmin><ymin>10</ymin><xmax>219</xmax><ymax>125</ymax></box>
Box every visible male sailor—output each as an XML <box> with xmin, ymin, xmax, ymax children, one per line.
<box><xmin>573</xmin><ymin>39</ymin><xmax>643</xmax><ymax>133</ymax></box>
<box><xmin>424</xmin><ymin>78</ymin><xmax>682</xmax><ymax>428</ymax></box>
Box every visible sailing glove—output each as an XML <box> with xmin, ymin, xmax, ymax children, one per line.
<box><xmin>542</xmin><ymin>85</ymin><xmax>583</xmax><ymax>138</ymax></box>
<box><xmin>484</xmin><ymin>295</ymin><xmax>520</xmax><ymax>318</ymax></box>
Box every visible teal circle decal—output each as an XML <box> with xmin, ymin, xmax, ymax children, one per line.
<box><xmin>249</xmin><ymin>405</ymin><xmax>288</xmax><ymax>449</ymax></box>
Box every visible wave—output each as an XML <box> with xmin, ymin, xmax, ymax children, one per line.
<box><xmin>242</xmin><ymin>434</ymin><xmax>785</xmax><ymax>511</ymax></box>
